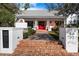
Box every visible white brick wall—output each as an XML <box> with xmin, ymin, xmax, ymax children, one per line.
<box><xmin>59</xmin><ymin>28</ymin><xmax>78</xmax><ymax>53</ymax></box>
<box><xmin>0</xmin><ymin>27</ymin><xmax>23</xmax><ymax>54</ymax></box>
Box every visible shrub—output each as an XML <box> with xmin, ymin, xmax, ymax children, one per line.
<box><xmin>28</xmin><ymin>28</ymin><xmax>36</xmax><ymax>36</ymax></box>
<box><xmin>49</xmin><ymin>31</ymin><xmax>59</xmax><ymax>40</ymax></box>
<box><xmin>23</xmin><ymin>32</ymin><xmax>29</xmax><ymax>39</ymax></box>
<box><xmin>23</xmin><ymin>28</ymin><xmax>36</xmax><ymax>39</ymax></box>
<box><xmin>49</xmin><ymin>27</ymin><xmax>59</xmax><ymax>40</ymax></box>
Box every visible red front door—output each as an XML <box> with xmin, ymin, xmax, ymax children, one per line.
<box><xmin>38</xmin><ymin>25</ymin><xmax>45</xmax><ymax>30</ymax></box>
<box><xmin>38</xmin><ymin>21</ymin><xmax>46</xmax><ymax>30</ymax></box>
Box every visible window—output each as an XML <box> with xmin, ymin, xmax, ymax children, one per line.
<box><xmin>2</xmin><ymin>30</ymin><xmax>9</xmax><ymax>48</ymax></box>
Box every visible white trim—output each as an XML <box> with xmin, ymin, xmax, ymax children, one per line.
<box><xmin>0</xmin><ymin>28</ymin><xmax>13</xmax><ymax>53</ymax></box>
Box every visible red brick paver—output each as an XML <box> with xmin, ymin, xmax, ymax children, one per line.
<box><xmin>12</xmin><ymin>40</ymin><xmax>79</xmax><ymax>56</ymax></box>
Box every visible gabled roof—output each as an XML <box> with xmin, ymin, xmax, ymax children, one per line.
<box><xmin>16</xmin><ymin>10</ymin><xmax>65</xmax><ymax>19</ymax></box>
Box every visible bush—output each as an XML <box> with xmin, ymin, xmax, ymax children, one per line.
<box><xmin>49</xmin><ymin>27</ymin><xmax>59</xmax><ymax>40</ymax></box>
<box><xmin>28</xmin><ymin>28</ymin><xmax>36</xmax><ymax>36</ymax></box>
<box><xmin>49</xmin><ymin>31</ymin><xmax>59</xmax><ymax>40</ymax></box>
<box><xmin>23</xmin><ymin>32</ymin><xmax>29</xmax><ymax>39</ymax></box>
<box><xmin>23</xmin><ymin>28</ymin><xmax>36</xmax><ymax>39</ymax></box>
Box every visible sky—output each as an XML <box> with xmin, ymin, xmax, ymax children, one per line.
<box><xmin>17</xmin><ymin>3</ymin><xmax>64</xmax><ymax>10</ymax></box>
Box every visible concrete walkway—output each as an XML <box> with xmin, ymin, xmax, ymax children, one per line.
<box><xmin>28</xmin><ymin>33</ymin><xmax>55</xmax><ymax>40</ymax></box>
<box><xmin>28</xmin><ymin>30</ymin><xmax>55</xmax><ymax>40</ymax></box>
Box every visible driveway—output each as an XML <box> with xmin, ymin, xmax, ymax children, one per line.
<box><xmin>12</xmin><ymin>32</ymin><xmax>79</xmax><ymax>56</ymax></box>
<box><xmin>28</xmin><ymin>33</ymin><xmax>54</xmax><ymax>40</ymax></box>
<box><xmin>1</xmin><ymin>30</ymin><xmax>79</xmax><ymax>56</ymax></box>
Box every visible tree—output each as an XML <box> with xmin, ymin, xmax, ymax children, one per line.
<box><xmin>0</xmin><ymin>3</ymin><xmax>18</xmax><ymax>14</ymax></box>
<box><xmin>58</xmin><ymin>3</ymin><xmax>79</xmax><ymax>16</ymax></box>
<box><xmin>24</xmin><ymin>3</ymin><xmax>30</xmax><ymax>9</ymax></box>
<box><xmin>0</xmin><ymin>9</ymin><xmax>15</xmax><ymax>27</ymax></box>
<box><xmin>0</xmin><ymin>3</ymin><xmax>18</xmax><ymax>27</ymax></box>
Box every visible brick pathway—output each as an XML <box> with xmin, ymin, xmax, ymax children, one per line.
<box><xmin>12</xmin><ymin>32</ymin><xmax>79</xmax><ymax>56</ymax></box>
<box><xmin>1</xmin><ymin>31</ymin><xmax>79</xmax><ymax>56</ymax></box>
<box><xmin>12</xmin><ymin>39</ymin><xmax>79</xmax><ymax>56</ymax></box>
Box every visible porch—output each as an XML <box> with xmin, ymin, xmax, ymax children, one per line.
<box><xmin>17</xmin><ymin>18</ymin><xmax>65</xmax><ymax>31</ymax></box>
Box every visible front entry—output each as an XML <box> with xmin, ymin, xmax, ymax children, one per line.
<box><xmin>38</xmin><ymin>21</ymin><xmax>46</xmax><ymax>30</ymax></box>
<box><xmin>26</xmin><ymin>21</ymin><xmax>33</xmax><ymax>28</ymax></box>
